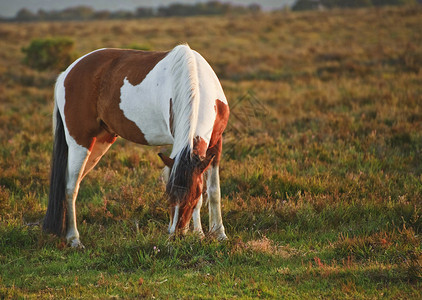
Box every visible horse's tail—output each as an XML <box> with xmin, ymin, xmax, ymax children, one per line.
<box><xmin>43</xmin><ymin>103</ymin><xmax>68</xmax><ymax>236</ymax></box>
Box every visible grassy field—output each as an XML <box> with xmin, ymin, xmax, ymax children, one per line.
<box><xmin>1</xmin><ymin>5</ymin><xmax>421</xmax><ymax>299</ymax></box>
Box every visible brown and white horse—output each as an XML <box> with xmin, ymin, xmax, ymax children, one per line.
<box><xmin>43</xmin><ymin>44</ymin><xmax>229</xmax><ymax>248</ymax></box>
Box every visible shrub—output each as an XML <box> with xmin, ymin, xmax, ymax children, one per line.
<box><xmin>21</xmin><ymin>37</ymin><xmax>78</xmax><ymax>71</ymax></box>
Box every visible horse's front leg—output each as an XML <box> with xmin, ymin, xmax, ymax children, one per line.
<box><xmin>192</xmin><ymin>194</ymin><xmax>204</xmax><ymax>237</ymax></box>
<box><xmin>206</xmin><ymin>165</ymin><xmax>227</xmax><ymax>240</ymax></box>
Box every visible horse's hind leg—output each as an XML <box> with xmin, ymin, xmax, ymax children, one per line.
<box><xmin>65</xmin><ymin>142</ymin><xmax>91</xmax><ymax>248</ymax></box>
<box><xmin>66</xmin><ymin>131</ymin><xmax>116</xmax><ymax>248</ymax></box>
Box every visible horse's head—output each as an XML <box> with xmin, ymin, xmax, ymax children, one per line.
<box><xmin>158</xmin><ymin>150</ymin><xmax>214</xmax><ymax>235</ymax></box>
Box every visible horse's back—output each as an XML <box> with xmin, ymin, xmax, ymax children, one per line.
<box><xmin>56</xmin><ymin>49</ymin><xmax>170</xmax><ymax>148</ymax></box>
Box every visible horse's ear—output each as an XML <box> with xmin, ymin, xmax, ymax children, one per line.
<box><xmin>198</xmin><ymin>154</ymin><xmax>215</xmax><ymax>173</ymax></box>
<box><xmin>158</xmin><ymin>153</ymin><xmax>175</xmax><ymax>168</ymax></box>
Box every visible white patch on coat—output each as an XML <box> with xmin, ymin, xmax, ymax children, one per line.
<box><xmin>120</xmin><ymin>75</ymin><xmax>173</xmax><ymax>145</ymax></box>
<box><xmin>169</xmin><ymin>205</ymin><xmax>180</xmax><ymax>234</ymax></box>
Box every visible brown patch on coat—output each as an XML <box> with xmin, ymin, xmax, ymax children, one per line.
<box><xmin>207</xmin><ymin>138</ymin><xmax>223</xmax><ymax>167</ymax></box>
<box><xmin>193</xmin><ymin>136</ymin><xmax>207</xmax><ymax>159</ymax></box>
<box><xmin>64</xmin><ymin>49</ymin><xmax>168</xmax><ymax>149</ymax></box>
<box><xmin>209</xmin><ymin>99</ymin><xmax>230</xmax><ymax>147</ymax></box>
<box><xmin>206</xmin><ymin>99</ymin><xmax>230</xmax><ymax>166</ymax></box>
<box><xmin>97</xmin><ymin>130</ymin><xmax>118</xmax><ymax>144</ymax></box>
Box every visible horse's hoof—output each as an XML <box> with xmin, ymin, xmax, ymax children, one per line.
<box><xmin>69</xmin><ymin>238</ymin><xmax>85</xmax><ymax>249</ymax></box>
<box><xmin>209</xmin><ymin>225</ymin><xmax>227</xmax><ymax>241</ymax></box>
<box><xmin>193</xmin><ymin>230</ymin><xmax>205</xmax><ymax>239</ymax></box>
<box><xmin>217</xmin><ymin>233</ymin><xmax>228</xmax><ymax>241</ymax></box>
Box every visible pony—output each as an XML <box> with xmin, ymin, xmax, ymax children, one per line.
<box><xmin>43</xmin><ymin>44</ymin><xmax>229</xmax><ymax>248</ymax></box>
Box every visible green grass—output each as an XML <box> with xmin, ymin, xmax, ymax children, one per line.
<box><xmin>1</xmin><ymin>5</ymin><xmax>421</xmax><ymax>299</ymax></box>
<box><xmin>1</xmin><ymin>223</ymin><xmax>420</xmax><ymax>298</ymax></box>
<box><xmin>0</xmin><ymin>218</ymin><xmax>421</xmax><ymax>299</ymax></box>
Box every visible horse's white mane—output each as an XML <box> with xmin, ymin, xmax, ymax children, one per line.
<box><xmin>164</xmin><ymin>44</ymin><xmax>202</xmax><ymax>199</ymax></box>
<box><xmin>169</xmin><ymin>44</ymin><xmax>200</xmax><ymax>168</ymax></box>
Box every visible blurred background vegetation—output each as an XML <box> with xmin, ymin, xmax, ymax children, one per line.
<box><xmin>293</xmin><ymin>0</ymin><xmax>419</xmax><ymax>11</ymax></box>
<box><xmin>4</xmin><ymin>0</ymin><xmax>421</xmax><ymax>22</ymax></box>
